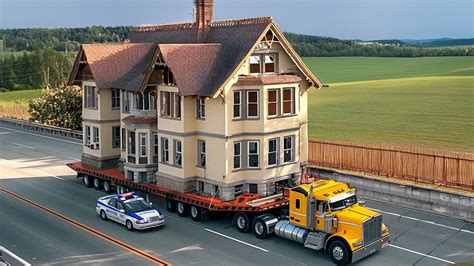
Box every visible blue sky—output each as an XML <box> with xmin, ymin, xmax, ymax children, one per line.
<box><xmin>0</xmin><ymin>0</ymin><xmax>472</xmax><ymax>40</ymax></box>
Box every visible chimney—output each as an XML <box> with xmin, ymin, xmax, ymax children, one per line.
<box><xmin>194</xmin><ymin>0</ymin><xmax>213</xmax><ymax>42</ymax></box>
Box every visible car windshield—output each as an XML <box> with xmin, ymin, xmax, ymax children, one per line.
<box><xmin>329</xmin><ymin>195</ymin><xmax>357</xmax><ymax>211</ymax></box>
<box><xmin>124</xmin><ymin>199</ymin><xmax>153</xmax><ymax>213</ymax></box>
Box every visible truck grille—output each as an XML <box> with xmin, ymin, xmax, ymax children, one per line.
<box><xmin>363</xmin><ymin>215</ymin><xmax>382</xmax><ymax>244</ymax></box>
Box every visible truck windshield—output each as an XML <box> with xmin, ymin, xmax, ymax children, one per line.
<box><xmin>329</xmin><ymin>195</ymin><xmax>357</xmax><ymax>211</ymax></box>
<box><xmin>124</xmin><ymin>199</ymin><xmax>153</xmax><ymax>213</ymax></box>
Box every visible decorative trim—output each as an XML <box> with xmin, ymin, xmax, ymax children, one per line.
<box><xmin>83</xmin><ymin>118</ymin><xmax>120</xmax><ymax>124</ymax></box>
<box><xmin>156</xmin><ymin>126</ymin><xmax>301</xmax><ymax>139</ymax></box>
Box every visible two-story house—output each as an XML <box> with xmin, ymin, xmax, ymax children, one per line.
<box><xmin>69</xmin><ymin>0</ymin><xmax>322</xmax><ymax>201</ymax></box>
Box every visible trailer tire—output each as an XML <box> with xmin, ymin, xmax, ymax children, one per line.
<box><xmin>93</xmin><ymin>178</ymin><xmax>102</xmax><ymax>190</ymax></box>
<box><xmin>166</xmin><ymin>199</ymin><xmax>176</xmax><ymax>213</ymax></box>
<box><xmin>103</xmin><ymin>181</ymin><xmax>112</xmax><ymax>194</ymax></box>
<box><xmin>190</xmin><ymin>205</ymin><xmax>202</xmax><ymax>221</ymax></box>
<box><xmin>233</xmin><ymin>212</ymin><xmax>251</xmax><ymax>233</ymax></box>
<box><xmin>177</xmin><ymin>202</ymin><xmax>188</xmax><ymax>217</ymax></box>
<box><xmin>328</xmin><ymin>240</ymin><xmax>350</xmax><ymax>265</ymax></box>
<box><xmin>252</xmin><ymin>217</ymin><xmax>268</xmax><ymax>239</ymax></box>
<box><xmin>83</xmin><ymin>175</ymin><xmax>93</xmax><ymax>188</ymax></box>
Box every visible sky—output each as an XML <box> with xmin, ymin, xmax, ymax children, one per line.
<box><xmin>0</xmin><ymin>0</ymin><xmax>472</xmax><ymax>40</ymax></box>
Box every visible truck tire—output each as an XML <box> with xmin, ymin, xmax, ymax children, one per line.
<box><xmin>233</xmin><ymin>212</ymin><xmax>251</xmax><ymax>233</ymax></box>
<box><xmin>328</xmin><ymin>240</ymin><xmax>350</xmax><ymax>265</ymax></box>
<box><xmin>83</xmin><ymin>175</ymin><xmax>93</xmax><ymax>188</ymax></box>
<box><xmin>177</xmin><ymin>202</ymin><xmax>188</xmax><ymax>217</ymax></box>
<box><xmin>93</xmin><ymin>178</ymin><xmax>102</xmax><ymax>190</ymax></box>
<box><xmin>252</xmin><ymin>217</ymin><xmax>268</xmax><ymax>239</ymax></box>
<box><xmin>166</xmin><ymin>199</ymin><xmax>176</xmax><ymax>213</ymax></box>
<box><xmin>190</xmin><ymin>205</ymin><xmax>202</xmax><ymax>221</ymax></box>
<box><xmin>103</xmin><ymin>181</ymin><xmax>112</xmax><ymax>194</ymax></box>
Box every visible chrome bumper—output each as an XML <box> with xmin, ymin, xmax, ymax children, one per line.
<box><xmin>352</xmin><ymin>235</ymin><xmax>390</xmax><ymax>263</ymax></box>
<box><xmin>134</xmin><ymin>219</ymin><xmax>165</xmax><ymax>230</ymax></box>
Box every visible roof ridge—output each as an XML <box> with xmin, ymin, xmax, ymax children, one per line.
<box><xmin>134</xmin><ymin>22</ymin><xmax>194</xmax><ymax>33</ymax></box>
<box><xmin>159</xmin><ymin>43</ymin><xmax>221</xmax><ymax>46</ymax></box>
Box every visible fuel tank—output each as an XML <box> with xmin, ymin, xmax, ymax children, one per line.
<box><xmin>274</xmin><ymin>220</ymin><xmax>309</xmax><ymax>244</ymax></box>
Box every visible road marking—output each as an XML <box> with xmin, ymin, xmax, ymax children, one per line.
<box><xmin>389</xmin><ymin>244</ymin><xmax>455</xmax><ymax>264</ymax></box>
<box><xmin>0</xmin><ymin>246</ymin><xmax>31</xmax><ymax>265</ymax></box>
<box><xmin>204</xmin><ymin>228</ymin><xmax>269</xmax><ymax>252</ymax></box>
<box><xmin>62</xmin><ymin>155</ymin><xmax>80</xmax><ymax>161</ymax></box>
<box><xmin>34</xmin><ymin>168</ymin><xmax>66</xmax><ymax>181</ymax></box>
<box><xmin>0</xmin><ymin>187</ymin><xmax>171</xmax><ymax>266</ymax></box>
<box><xmin>369</xmin><ymin>207</ymin><xmax>474</xmax><ymax>234</ymax></box>
<box><xmin>12</xmin><ymin>142</ymin><xmax>35</xmax><ymax>149</ymax></box>
<box><xmin>0</xmin><ymin>126</ymin><xmax>82</xmax><ymax>145</ymax></box>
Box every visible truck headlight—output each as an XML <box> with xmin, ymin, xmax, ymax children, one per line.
<box><xmin>383</xmin><ymin>227</ymin><xmax>389</xmax><ymax>234</ymax></box>
<box><xmin>352</xmin><ymin>239</ymin><xmax>363</xmax><ymax>247</ymax></box>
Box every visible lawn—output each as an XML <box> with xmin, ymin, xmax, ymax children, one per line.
<box><xmin>308</xmin><ymin>76</ymin><xmax>474</xmax><ymax>151</ymax></box>
<box><xmin>0</xmin><ymin>89</ymin><xmax>43</xmax><ymax>120</ymax></box>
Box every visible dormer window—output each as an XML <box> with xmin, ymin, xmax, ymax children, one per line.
<box><xmin>249</xmin><ymin>55</ymin><xmax>261</xmax><ymax>74</ymax></box>
<box><xmin>249</xmin><ymin>54</ymin><xmax>277</xmax><ymax>74</ymax></box>
<box><xmin>264</xmin><ymin>55</ymin><xmax>276</xmax><ymax>73</ymax></box>
<box><xmin>163</xmin><ymin>68</ymin><xmax>175</xmax><ymax>85</ymax></box>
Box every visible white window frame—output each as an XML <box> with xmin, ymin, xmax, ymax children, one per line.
<box><xmin>282</xmin><ymin>87</ymin><xmax>295</xmax><ymax>115</ymax></box>
<box><xmin>161</xmin><ymin>138</ymin><xmax>169</xmax><ymax>163</ymax></box>
<box><xmin>233</xmin><ymin>142</ymin><xmax>241</xmax><ymax>170</ymax></box>
<box><xmin>84</xmin><ymin>86</ymin><xmax>97</xmax><ymax>108</ymax></box>
<box><xmin>111</xmin><ymin>89</ymin><xmax>120</xmax><ymax>109</ymax></box>
<box><xmin>197</xmin><ymin>98</ymin><xmax>206</xmax><ymax>119</ymax></box>
<box><xmin>112</xmin><ymin>126</ymin><xmax>120</xmax><ymax>149</ymax></box>
<box><xmin>268</xmin><ymin>138</ymin><xmax>279</xmax><ymax>166</ymax></box>
<box><xmin>233</xmin><ymin>91</ymin><xmax>241</xmax><ymax>119</ymax></box>
<box><xmin>84</xmin><ymin>125</ymin><xmax>91</xmax><ymax>145</ymax></box>
<box><xmin>128</xmin><ymin>131</ymin><xmax>136</xmax><ymax>155</ymax></box>
<box><xmin>92</xmin><ymin>127</ymin><xmax>100</xmax><ymax>150</ymax></box>
<box><xmin>153</xmin><ymin>133</ymin><xmax>158</xmax><ymax>156</ymax></box>
<box><xmin>247</xmin><ymin>141</ymin><xmax>259</xmax><ymax>168</ymax></box>
<box><xmin>283</xmin><ymin>136</ymin><xmax>294</xmax><ymax>163</ymax></box>
<box><xmin>174</xmin><ymin>140</ymin><xmax>182</xmax><ymax>166</ymax></box>
<box><xmin>122</xmin><ymin>90</ymin><xmax>130</xmax><ymax>112</ymax></box>
<box><xmin>140</xmin><ymin>133</ymin><xmax>147</xmax><ymax>157</ymax></box>
<box><xmin>267</xmin><ymin>89</ymin><xmax>279</xmax><ymax>117</ymax></box>
<box><xmin>198</xmin><ymin>140</ymin><xmax>206</xmax><ymax>167</ymax></box>
<box><xmin>264</xmin><ymin>54</ymin><xmax>277</xmax><ymax>73</ymax></box>
<box><xmin>249</xmin><ymin>55</ymin><xmax>261</xmax><ymax>74</ymax></box>
<box><xmin>246</xmin><ymin>91</ymin><xmax>259</xmax><ymax>119</ymax></box>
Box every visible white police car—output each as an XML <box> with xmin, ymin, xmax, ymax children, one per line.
<box><xmin>96</xmin><ymin>192</ymin><xmax>165</xmax><ymax>230</ymax></box>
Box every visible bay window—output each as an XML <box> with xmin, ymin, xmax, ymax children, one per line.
<box><xmin>247</xmin><ymin>91</ymin><xmax>259</xmax><ymax>118</ymax></box>
<box><xmin>248</xmin><ymin>141</ymin><xmax>259</xmax><ymax>168</ymax></box>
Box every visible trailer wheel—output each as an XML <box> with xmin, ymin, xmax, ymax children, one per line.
<box><xmin>328</xmin><ymin>240</ymin><xmax>350</xmax><ymax>265</ymax></box>
<box><xmin>103</xmin><ymin>181</ymin><xmax>112</xmax><ymax>194</ymax></box>
<box><xmin>93</xmin><ymin>178</ymin><xmax>102</xmax><ymax>190</ymax></box>
<box><xmin>177</xmin><ymin>202</ymin><xmax>188</xmax><ymax>217</ymax></box>
<box><xmin>190</xmin><ymin>205</ymin><xmax>202</xmax><ymax>221</ymax></box>
<box><xmin>166</xmin><ymin>199</ymin><xmax>176</xmax><ymax>213</ymax></box>
<box><xmin>233</xmin><ymin>212</ymin><xmax>251</xmax><ymax>233</ymax></box>
<box><xmin>83</xmin><ymin>175</ymin><xmax>93</xmax><ymax>188</ymax></box>
<box><xmin>252</xmin><ymin>217</ymin><xmax>268</xmax><ymax>239</ymax></box>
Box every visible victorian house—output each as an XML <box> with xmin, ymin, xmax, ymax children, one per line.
<box><xmin>69</xmin><ymin>0</ymin><xmax>321</xmax><ymax>201</ymax></box>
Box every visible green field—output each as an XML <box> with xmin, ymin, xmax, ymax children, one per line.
<box><xmin>0</xmin><ymin>89</ymin><xmax>43</xmax><ymax>120</ymax></box>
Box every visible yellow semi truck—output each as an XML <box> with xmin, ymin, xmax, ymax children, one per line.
<box><xmin>250</xmin><ymin>180</ymin><xmax>390</xmax><ymax>265</ymax></box>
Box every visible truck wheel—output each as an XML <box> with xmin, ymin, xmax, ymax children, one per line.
<box><xmin>252</xmin><ymin>217</ymin><xmax>268</xmax><ymax>239</ymax></box>
<box><xmin>103</xmin><ymin>181</ymin><xmax>112</xmax><ymax>194</ymax></box>
<box><xmin>83</xmin><ymin>176</ymin><xmax>93</xmax><ymax>188</ymax></box>
<box><xmin>93</xmin><ymin>178</ymin><xmax>102</xmax><ymax>190</ymax></box>
<box><xmin>166</xmin><ymin>199</ymin><xmax>176</xmax><ymax>212</ymax></box>
<box><xmin>190</xmin><ymin>205</ymin><xmax>202</xmax><ymax>221</ymax></box>
<box><xmin>328</xmin><ymin>240</ymin><xmax>350</xmax><ymax>265</ymax></box>
<box><xmin>233</xmin><ymin>212</ymin><xmax>251</xmax><ymax>233</ymax></box>
<box><xmin>126</xmin><ymin>220</ymin><xmax>134</xmax><ymax>231</ymax></box>
<box><xmin>100</xmin><ymin>210</ymin><xmax>107</xmax><ymax>220</ymax></box>
<box><xmin>177</xmin><ymin>202</ymin><xmax>188</xmax><ymax>217</ymax></box>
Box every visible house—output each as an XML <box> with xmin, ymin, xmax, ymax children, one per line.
<box><xmin>68</xmin><ymin>0</ymin><xmax>322</xmax><ymax>201</ymax></box>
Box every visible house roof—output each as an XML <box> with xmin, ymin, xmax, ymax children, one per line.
<box><xmin>235</xmin><ymin>74</ymin><xmax>302</xmax><ymax>86</ymax></box>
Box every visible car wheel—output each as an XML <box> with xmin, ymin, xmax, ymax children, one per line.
<box><xmin>165</xmin><ymin>199</ymin><xmax>176</xmax><ymax>213</ymax></box>
<box><xmin>83</xmin><ymin>175</ymin><xmax>93</xmax><ymax>188</ymax></box>
<box><xmin>190</xmin><ymin>205</ymin><xmax>201</xmax><ymax>221</ymax></box>
<box><xmin>177</xmin><ymin>202</ymin><xmax>188</xmax><ymax>217</ymax></box>
<box><xmin>93</xmin><ymin>178</ymin><xmax>102</xmax><ymax>190</ymax></box>
<box><xmin>252</xmin><ymin>217</ymin><xmax>268</xmax><ymax>239</ymax></box>
<box><xmin>233</xmin><ymin>212</ymin><xmax>251</xmax><ymax>233</ymax></box>
<box><xmin>103</xmin><ymin>181</ymin><xmax>112</xmax><ymax>194</ymax></box>
<box><xmin>100</xmin><ymin>210</ymin><xmax>107</xmax><ymax>220</ymax></box>
<box><xmin>328</xmin><ymin>240</ymin><xmax>350</xmax><ymax>265</ymax></box>
<box><xmin>126</xmin><ymin>220</ymin><xmax>133</xmax><ymax>231</ymax></box>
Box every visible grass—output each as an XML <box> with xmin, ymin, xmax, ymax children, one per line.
<box><xmin>0</xmin><ymin>89</ymin><xmax>43</xmax><ymax>120</ymax></box>
<box><xmin>303</xmin><ymin>56</ymin><xmax>474</xmax><ymax>84</ymax></box>
<box><xmin>308</xmin><ymin>76</ymin><xmax>474</xmax><ymax>151</ymax></box>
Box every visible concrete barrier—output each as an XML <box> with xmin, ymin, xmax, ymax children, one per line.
<box><xmin>311</xmin><ymin>167</ymin><xmax>474</xmax><ymax>222</ymax></box>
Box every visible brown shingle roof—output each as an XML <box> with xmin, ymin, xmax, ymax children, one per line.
<box><xmin>122</xmin><ymin>115</ymin><xmax>157</xmax><ymax>124</ymax></box>
<box><xmin>235</xmin><ymin>74</ymin><xmax>302</xmax><ymax>86</ymax></box>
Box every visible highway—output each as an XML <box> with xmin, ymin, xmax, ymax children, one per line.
<box><xmin>0</xmin><ymin>124</ymin><xmax>473</xmax><ymax>265</ymax></box>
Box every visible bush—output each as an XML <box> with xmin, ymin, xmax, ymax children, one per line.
<box><xmin>28</xmin><ymin>86</ymin><xmax>82</xmax><ymax>129</ymax></box>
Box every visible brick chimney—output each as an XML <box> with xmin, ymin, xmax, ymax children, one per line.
<box><xmin>194</xmin><ymin>0</ymin><xmax>213</xmax><ymax>42</ymax></box>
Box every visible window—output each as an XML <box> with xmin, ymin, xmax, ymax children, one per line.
<box><xmin>174</xmin><ymin>140</ymin><xmax>182</xmax><ymax>166</ymax></box>
<box><xmin>283</xmin><ymin>136</ymin><xmax>294</xmax><ymax>163</ymax></box>
<box><xmin>268</xmin><ymin>89</ymin><xmax>279</xmax><ymax>117</ymax></box>
<box><xmin>116</xmin><ymin>202</ymin><xmax>124</xmax><ymax>211</ymax></box>
<box><xmin>249</xmin><ymin>184</ymin><xmax>258</xmax><ymax>194</ymax></box>
<box><xmin>248</xmin><ymin>141</ymin><xmax>259</xmax><ymax>168</ymax></box>
<box><xmin>282</xmin><ymin>88</ymin><xmax>295</xmax><ymax>115</ymax></box>
<box><xmin>198</xmin><ymin>140</ymin><xmax>206</xmax><ymax>167</ymax></box>
<box><xmin>233</xmin><ymin>91</ymin><xmax>241</xmax><ymax>119</ymax></box>
<box><xmin>234</xmin><ymin>184</ymin><xmax>244</xmax><ymax>196</ymax></box>
<box><xmin>249</xmin><ymin>55</ymin><xmax>261</xmax><ymax>74</ymax></box>
<box><xmin>161</xmin><ymin>138</ymin><xmax>169</xmax><ymax>163</ymax></box>
<box><xmin>92</xmin><ymin>127</ymin><xmax>99</xmax><ymax>149</ymax></box>
<box><xmin>153</xmin><ymin>133</ymin><xmax>158</xmax><ymax>156</ymax></box>
<box><xmin>233</xmin><ymin>142</ymin><xmax>241</xmax><ymax>169</ymax></box>
<box><xmin>295</xmin><ymin>199</ymin><xmax>300</xmax><ymax>209</ymax></box>
<box><xmin>134</xmin><ymin>90</ymin><xmax>156</xmax><ymax>111</ymax></box>
<box><xmin>264</xmin><ymin>54</ymin><xmax>276</xmax><ymax>73</ymax></box>
<box><xmin>128</xmin><ymin>131</ymin><xmax>136</xmax><ymax>155</ymax></box>
<box><xmin>112</xmin><ymin>89</ymin><xmax>120</xmax><ymax>109</ymax></box>
<box><xmin>84</xmin><ymin>86</ymin><xmax>97</xmax><ymax>108</ymax></box>
<box><xmin>197</xmin><ymin>98</ymin><xmax>205</xmax><ymax>119</ymax></box>
<box><xmin>140</xmin><ymin>133</ymin><xmax>147</xmax><ymax>157</ymax></box>
<box><xmin>108</xmin><ymin>198</ymin><xmax>117</xmax><ymax>208</ymax></box>
<box><xmin>122</xmin><ymin>91</ymin><xmax>130</xmax><ymax>112</ymax></box>
<box><xmin>174</xmin><ymin>94</ymin><xmax>181</xmax><ymax>118</ymax></box>
<box><xmin>121</xmin><ymin>128</ymin><xmax>126</xmax><ymax>151</ymax></box>
<box><xmin>84</xmin><ymin>125</ymin><xmax>91</xmax><ymax>145</ymax></box>
<box><xmin>163</xmin><ymin>68</ymin><xmax>175</xmax><ymax>85</ymax></box>
<box><xmin>247</xmin><ymin>91</ymin><xmax>259</xmax><ymax>118</ymax></box>
<box><xmin>161</xmin><ymin>91</ymin><xmax>171</xmax><ymax>116</ymax></box>
<box><xmin>268</xmin><ymin>138</ymin><xmax>278</xmax><ymax>166</ymax></box>
<box><xmin>161</xmin><ymin>91</ymin><xmax>180</xmax><ymax>119</ymax></box>
<box><xmin>112</xmin><ymin>126</ymin><xmax>120</xmax><ymax>149</ymax></box>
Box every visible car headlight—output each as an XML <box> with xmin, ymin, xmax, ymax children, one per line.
<box><xmin>136</xmin><ymin>219</ymin><xmax>146</xmax><ymax>224</ymax></box>
<box><xmin>352</xmin><ymin>239</ymin><xmax>363</xmax><ymax>247</ymax></box>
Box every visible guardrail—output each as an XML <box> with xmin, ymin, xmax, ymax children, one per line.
<box><xmin>0</xmin><ymin>117</ymin><xmax>83</xmax><ymax>141</ymax></box>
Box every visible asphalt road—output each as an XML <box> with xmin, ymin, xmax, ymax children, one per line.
<box><xmin>0</xmin><ymin>124</ymin><xmax>473</xmax><ymax>265</ymax></box>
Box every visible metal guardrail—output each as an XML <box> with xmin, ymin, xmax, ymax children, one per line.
<box><xmin>0</xmin><ymin>246</ymin><xmax>31</xmax><ymax>266</ymax></box>
<box><xmin>0</xmin><ymin>117</ymin><xmax>83</xmax><ymax>141</ymax></box>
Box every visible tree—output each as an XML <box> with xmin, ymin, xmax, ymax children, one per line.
<box><xmin>28</xmin><ymin>86</ymin><xmax>82</xmax><ymax>129</ymax></box>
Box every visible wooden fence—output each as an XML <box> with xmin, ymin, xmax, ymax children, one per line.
<box><xmin>308</xmin><ymin>139</ymin><xmax>474</xmax><ymax>192</ymax></box>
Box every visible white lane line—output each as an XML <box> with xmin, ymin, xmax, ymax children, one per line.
<box><xmin>369</xmin><ymin>207</ymin><xmax>474</xmax><ymax>234</ymax></box>
<box><xmin>0</xmin><ymin>246</ymin><xmax>31</xmax><ymax>266</ymax></box>
<box><xmin>12</xmin><ymin>142</ymin><xmax>35</xmax><ymax>149</ymax></box>
<box><xmin>389</xmin><ymin>244</ymin><xmax>455</xmax><ymax>264</ymax></box>
<box><xmin>0</xmin><ymin>126</ymin><xmax>82</xmax><ymax>145</ymax></box>
<box><xmin>62</xmin><ymin>156</ymin><xmax>80</xmax><ymax>161</ymax></box>
<box><xmin>204</xmin><ymin>228</ymin><xmax>269</xmax><ymax>252</ymax></box>
<box><xmin>34</xmin><ymin>168</ymin><xmax>66</xmax><ymax>181</ymax></box>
